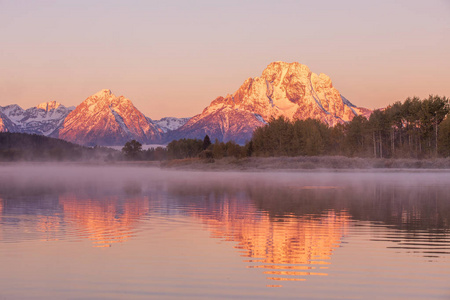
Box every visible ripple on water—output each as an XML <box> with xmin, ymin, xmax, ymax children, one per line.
<box><xmin>182</xmin><ymin>198</ymin><xmax>351</xmax><ymax>286</ymax></box>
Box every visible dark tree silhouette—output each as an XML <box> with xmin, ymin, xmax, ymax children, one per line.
<box><xmin>122</xmin><ymin>140</ymin><xmax>143</xmax><ymax>160</ymax></box>
<box><xmin>203</xmin><ymin>135</ymin><xmax>212</xmax><ymax>150</ymax></box>
<box><xmin>0</xmin><ymin>132</ymin><xmax>116</xmax><ymax>161</ymax></box>
<box><xmin>167</xmin><ymin>138</ymin><xmax>203</xmax><ymax>159</ymax></box>
<box><xmin>249</xmin><ymin>95</ymin><xmax>449</xmax><ymax>158</ymax></box>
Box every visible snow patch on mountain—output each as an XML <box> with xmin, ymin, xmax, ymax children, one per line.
<box><xmin>111</xmin><ymin>108</ymin><xmax>132</xmax><ymax>137</ymax></box>
<box><xmin>340</xmin><ymin>95</ymin><xmax>356</xmax><ymax>108</ymax></box>
<box><xmin>150</xmin><ymin>117</ymin><xmax>190</xmax><ymax>133</ymax></box>
<box><xmin>0</xmin><ymin>102</ymin><xmax>74</xmax><ymax>136</ymax></box>
<box><xmin>254</xmin><ymin>113</ymin><xmax>267</xmax><ymax>124</ymax></box>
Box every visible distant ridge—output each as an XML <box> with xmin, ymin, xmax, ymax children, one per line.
<box><xmin>0</xmin><ymin>101</ymin><xmax>74</xmax><ymax>136</ymax></box>
<box><xmin>0</xmin><ymin>62</ymin><xmax>372</xmax><ymax>146</ymax></box>
<box><xmin>0</xmin><ymin>90</ymin><xmax>189</xmax><ymax>146</ymax></box>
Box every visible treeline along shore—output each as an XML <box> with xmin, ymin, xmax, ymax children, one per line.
<box><xmin>1</xmin><ymin>95</ymin><xmax>450</xmax><ymax>169</ymax></box>
<box><xmin>0</xmin><ymin>132</ymin><xmax>118</xmax><ymax>162</ymax></box>
<box><xmin>141</xmin><ymin>95</ymin><xmax>450</xmax><ymax>166</ymax></box>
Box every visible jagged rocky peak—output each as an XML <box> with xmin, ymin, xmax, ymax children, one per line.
<box><xmin>0</xmin><ymin>100</ymin><xmax>73</xmax><ymax>136</ymax></box>
<box><xmin>1</xmin><ymin>104</ymin><xmax>24</xmax><ymax>116</ymax></box>
<box><xmin>174</xmin><ymin>61</ymin><xmax>371</xmax><ymax>143</ymax></box>
<box><xmin>82</xmin><ymin>89</ymin><xmax>115</xmax><ymax>106</ymax></box>
<box><xmin>93</xmin><ymin>89</ymin><xmax>113</xmax><ymax>97</ymax></box>
<box><xmin>58</xmin><ymin>89</ymin><xmax>161</xmax><ymax>146</ymax></box>
<box><xmin>81</xmin><ymin>89</ymin><xmax>135</xmax><ymax>112</ymax></box>
<box><xmin>214</xmin><ymin>61</ymin><xmax>364</xmax><ymax>124</ymax></box>
<box><xmin>36</xmin><ymin>101</ymin><xmax>61</xmax><ymax>111</ymax></box>
<box><xmin>261</xmin><ymin>61</ymin><xmax>312</xmax><ymax>87</ymax></box>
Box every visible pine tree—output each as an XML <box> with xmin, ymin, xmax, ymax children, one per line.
<box><xmin>202</xmin><ymin>135</ymin><xmax>212</xmax><ymax>150</ymax></box>
<box><xmin>122</xmin><ymin>140</ymin><xmax>143</xmax><ymax>160</ymax></box>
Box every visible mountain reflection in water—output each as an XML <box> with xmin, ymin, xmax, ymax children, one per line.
<box><xmin>59</xmin><ymin>195</ymin><xmax>150</xmax><ymax>247</ymax></box>
<box><xmin>166</xmin><ymin>181</ymin><xmax>450</xmax><ymax>285</ymax></box>
<box><xmin>168</xmin><ymin>186</ymin><xmax>349</xmax><ymax>283</ymax></box>
<box><xmin>0</xmin><ymin>168</ymin><xmax>449</xmax><ymax>293</ymax></box>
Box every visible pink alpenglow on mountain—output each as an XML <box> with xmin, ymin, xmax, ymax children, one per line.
<box><xmin>1</xmin><ymin>62</ymin><xmax>372</xmax><ymax>146</ymax></box>
<box><xmin>58</xmin><ymin>89</ymin><xmax>161</xmax><ymax>146</ymax></box>
<box><xmin>0</xmin><ymin>117</ymin><xmax>7</xmax><ymax>132</ymax></box>
<box><xmin>174</xmin><ymin>61</ymin><xmax>371</xmax><ymax>144</ymax></box>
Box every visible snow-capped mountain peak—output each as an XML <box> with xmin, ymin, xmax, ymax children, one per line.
<box><xmin>0</xmin><ymin>101</ymin><xmax>74</xmax><ymax>136</ymax></box>
<box><xmin>0</xmin><ymin>62</ymin><xmax>372</xmax><ymax>146</ymax></box>
<box><xmin>173</xmin><ymin>61</ymin><xmax>371</xmax><ymax>143</ymax></box>
<box><xmin>58</xmin><ymin>90</ymin><xmax>161</xmax><ymax>146</ymax></box>
<box><xmin>92</xmin><ymin>89</ymin><xmax>113</xmax><ymax>98</ymax></box>
<box><xmin>1</xmin><ymin>104</ymin><xmax>24</xmax><ymax>122</ymax></box>
<box><xmin>150</xmin><ymin>117</ymin><xmax>191</xmax><ymax>133</ymax></box>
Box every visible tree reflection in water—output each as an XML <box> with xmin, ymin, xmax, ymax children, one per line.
<box><xmin>1</xmin><ymin>169</ymin><xmax>449</xmax><ymax>286</ymax></box>
<box><xmin>167</xmin><ymin>180</ymin><xmax>450</xmax><ymax>284</ymax></box>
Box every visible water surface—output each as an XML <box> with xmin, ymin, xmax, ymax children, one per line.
<box><xmin>0</xmin><ymin>165</ymin><xmax>449</xmax><ymax>299</ymax></box>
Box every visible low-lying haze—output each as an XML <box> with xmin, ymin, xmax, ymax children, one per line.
<box><xmin>1</xmin><ymin>164</ymin><xmax>449</xmax><ymax>195</ymax></box>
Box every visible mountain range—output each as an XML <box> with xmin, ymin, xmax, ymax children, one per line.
<box><xmin>0</xmin><ymin>101</ymin><xmax>75</xmax><ymax>136</ymax></box>
<box><xmin>0</xmin><ymin>61</ymin><xmax>371</xmax><ymax>146</ymax></box>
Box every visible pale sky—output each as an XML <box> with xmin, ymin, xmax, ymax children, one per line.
<box><xmin>1</xmin><ymin>0</ymin><xmax>449</xmax><ymax>119</ymax></box>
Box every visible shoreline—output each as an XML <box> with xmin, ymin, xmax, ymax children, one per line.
<box><xmin>160</xmin><ymin>156</ymin><xmax>450</xmax><ymax>171</ymax></box>
<box><xmin>2</xmin><ymin>156</ymin><xmax>450</xmax><ymax>172</ymax></box>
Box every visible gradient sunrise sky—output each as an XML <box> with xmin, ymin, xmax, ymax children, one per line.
<box><xmin>1</xmin><ymin>0</ymin><xmax>449</xmax><ymax>119</ymax></box>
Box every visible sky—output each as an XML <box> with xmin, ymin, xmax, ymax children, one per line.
<box><xmin>0</xmin><ymin>0</ymin><xmax>449</xmax><ymax>119</ymax></box>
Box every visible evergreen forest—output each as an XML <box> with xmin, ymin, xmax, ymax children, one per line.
<box><xmin>1</xmin><ymin>95</ymin><xmax>449</xmax><ymax>162</ymax></box>
<box><xmin>162</xmin><ymin>95</ymin><xmax>450</xmax><ymax>160</ymax></box>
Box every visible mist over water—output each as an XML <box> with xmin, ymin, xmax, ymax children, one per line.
<box><xmin>0</xmin><ymin>164</ymin><xmax>449</xmax><ymax>299</ymax></box>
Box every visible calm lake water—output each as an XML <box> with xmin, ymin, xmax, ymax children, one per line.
<box><xmin>0</xmin><ymin>165</ymin><xmax>449</xmax><ymax>299</ymax></box>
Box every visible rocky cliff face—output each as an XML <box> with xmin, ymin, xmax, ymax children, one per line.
<box><xmin>0</xmin><ymin>113</ymin><xmax>14</xmax><ymax>132</ymax></box>
<box><xmin>174</xmin><ymin>61</ymin><xmax>371</xmax><ymax>143</ymax></box>
<box><xmin>0</xmin><ymin>101</ymin><xmax>74</xmax><ymax>136</ymax></box>
<box><xmin>58</xmin><ymin>89</ymin><xmax>161</xmax><ymax>146</ymax></box>
<box><xmin>168</xmin><ymin>104</ymin><xmax>265</xmax><ymax>144</ymax></box>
